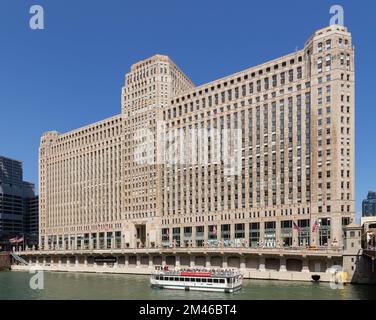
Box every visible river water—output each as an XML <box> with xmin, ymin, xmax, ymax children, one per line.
<box><xmin>0</xmin><ymin>271</ymin><xmax>375</xmax><ymax>300</ymax></box>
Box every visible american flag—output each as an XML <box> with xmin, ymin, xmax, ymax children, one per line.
<box><xmin>9</xmin><ymin>236</ymin><xmax>24</xmax><ymax>244</ymax></box>
<box><xmin>9</xmin><ymin>237</ymin><xmax>18</xmax><ymax>244</ymax></box>
<box><xmin>312</xmin><ymin>221</ymin><xmax>319</xmax><ymax>233</ymax></box>
<box><xmin>293</xmin><ymin>221</ymin><xmax>301</xmax><ymax>232</ymax></box>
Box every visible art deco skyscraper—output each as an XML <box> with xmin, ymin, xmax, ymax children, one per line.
<box><xmin>39</xmin><ymin>25</ymin><xmax>355</xmax><ymax>252</ymax></box>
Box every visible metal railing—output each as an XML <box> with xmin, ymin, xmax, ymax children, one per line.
<box><xmin>14</xmin><ymin>244</ymin><xmax>343</xmax><ymax>257</ymax></box>
<box><xmin>10</xmin><ymin>252</ymin><xmax>29</xmax><ymax>265</ymax></box>
<box><xmin>153</xmin><ymin>267</ymin><xmax>240</xmax><ymax>278</ymax></box>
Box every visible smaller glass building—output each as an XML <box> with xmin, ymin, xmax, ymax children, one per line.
<box><xmin>362</xmin><ymin>192</ymin><xmax>376</xmax><ymax>217</ymax></box>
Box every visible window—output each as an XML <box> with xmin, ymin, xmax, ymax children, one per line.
<box><xmin>326</xmin><ymin>39</ymin><xmax>332</xmax><ymax>50</ymax></box>
<box><xmin>297</xmin><ymin>67</ymin><xmax>302</xmax><ymax>79</ymax></box>
<box><xmin>326</xmin><ymin>54</ymin><xmax>331</xmax><ymax>71</ymax></box>
<box><xmin>264</xmin><ymin>221</ymin><xmax>276</xmax><ymax>248</ymax></box>
<box><xmin>235</xmin><ymin>223</ymin><xmax>245</xmax><ymax>239</ymax></box>
<box><xmin>249</xmin><ymin>222</ymin><xmax>260</xmax><ymax>247</ymax></box>
<box><xmin>319</xmin><ymin>218</ymin><xmax>331</xmax><ymax>246</ymax></box>
<box><xmin>298</xmin><ymin>219</ymin><xmax>310</xmax><ymax>246</ymax></box>
<box><xmin>280</xmin><ymin>72</ymin><xmax>285</xmax><ymax>85</ymax></box>
<box><xmin>317</xmin><ymin>57</ymin><xmax>323</xmax><ymax>74</ymax></box>
<box><xmin>318</xmin><ymin>42</ymin><xmax>323</xmax><ymax>53</ymax></box>
<box><xmin>272</xmin><ymin>75</ymin><xmax>277</xmax><ymax>87</ymax></box>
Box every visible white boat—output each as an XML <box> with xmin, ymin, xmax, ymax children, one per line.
<box><xmin>150</xmin><ymin>266</ymin><xmax>243</xmax><ymax>293</ymax></box>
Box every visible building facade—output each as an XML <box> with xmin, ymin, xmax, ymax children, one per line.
<box><xmin>361</xmin><ymin>191</ymin><xmax>376</xmax><ymax>249</ymax></box>
<box><xmin>362</xmin><ymin>192</ymin><xmax>376</xmax><ymax>217</ymax></box>
<box><xmin>39</xmin><ymin>25</ymin><xmax>355</xmax><ymax>255</ymax></box>
<box><xmin>0</xmin><ymin>156</ymin><xmax>38</xmax><ymax>249</ymax></box>
<box><xmin>24</xmin><ymin>196</ymin><xmax>39</xmax><ymax>246</ymax></box>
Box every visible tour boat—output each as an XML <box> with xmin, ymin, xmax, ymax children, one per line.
<box><xmin>150</xmin><ymin>267</ymin><xmax>243</xmax><ymax>293</ymax></box>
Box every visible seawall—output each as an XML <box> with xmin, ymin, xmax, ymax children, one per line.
<box><xmin>11</xmin><ymin>263</ymin><xmax>333</xmax><ymax>283</ymax></box>
<box><xmin>0</xmin><ymin>252</ymin><xmax>11</xmax><ymax>271</ymax></box>
<box><xmin>12</xmin><ymin>247</ymin><xmax>375</xmax><ymax>283</ymax></box>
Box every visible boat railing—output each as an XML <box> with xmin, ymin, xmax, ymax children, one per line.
<box><xmin>152</xmin><ymin>267</ymin><xmax>240</xmax><ymax>277</ymax></box>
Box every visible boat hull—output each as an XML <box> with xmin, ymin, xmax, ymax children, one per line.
<box><xmin>150</xmin><ymin>267</ymin><xmax>243</xmax><ymax>293</ymax></box>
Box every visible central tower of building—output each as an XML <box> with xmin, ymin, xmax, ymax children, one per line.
<box><xmin>121</xmin><ymin>55</ymin><xmax>194</xmax><ymax>248</ymax></box>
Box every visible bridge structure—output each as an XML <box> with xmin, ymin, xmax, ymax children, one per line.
<box><xmin>362</xmin><ymin>246</ymin><xmax>376</xmax><ymax>272</ymax></box>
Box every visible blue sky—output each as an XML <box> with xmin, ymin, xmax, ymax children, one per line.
<box><xmin>0</xmin><ymin>0</ymin><xmax>375</xmax><ymax>217</ymax></box>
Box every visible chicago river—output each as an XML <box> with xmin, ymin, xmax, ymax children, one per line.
<box><xmin>0</xmin><ymin>271</ymin><xmax>375</xmax><ymax>300</ymax></box>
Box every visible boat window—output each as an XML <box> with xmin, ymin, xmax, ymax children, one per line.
<box><xmin>169</xmin><ymin>277</ymin><xmax>173</xmax><ymax>281</ymax></box>
<box><xmin>219</xmin><ymin>279</ymin><xmax>225</xmax><ymax>283</ymax></box>
<box><xmin>208</xmin><ymin>279</ymin><xmax>213</xmax><ymax>283</ymax></box>
<box><xmin>213</xmin><ymin>279</ymin><xmax>219</xmax><ymax>283</ymax></box>
<box><xmin>174</xmin><ymin>277</ymin><xmax>179</xmax><ymax>281</ymax></box>
<box><xmin>202</xmin><ymin>278</ymin><xmax>207</xmax><ymax>282</ymax></box>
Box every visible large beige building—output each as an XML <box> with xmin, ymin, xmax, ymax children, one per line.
<box><xmin>39</xmin><ymin>25</ymin><xmax>355</xmax><ymax>255</ymax></box>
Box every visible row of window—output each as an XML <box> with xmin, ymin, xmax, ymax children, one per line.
<box><xmin>155</xmin><ymin>276</ymin><xmax>226</xmax><ymax>283</ymax></box>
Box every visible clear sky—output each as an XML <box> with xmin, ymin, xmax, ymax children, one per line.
<box><xmin>0</xmin><ymin>0</ymin><xmax>375</xmax><ymax>219</ymax></box>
